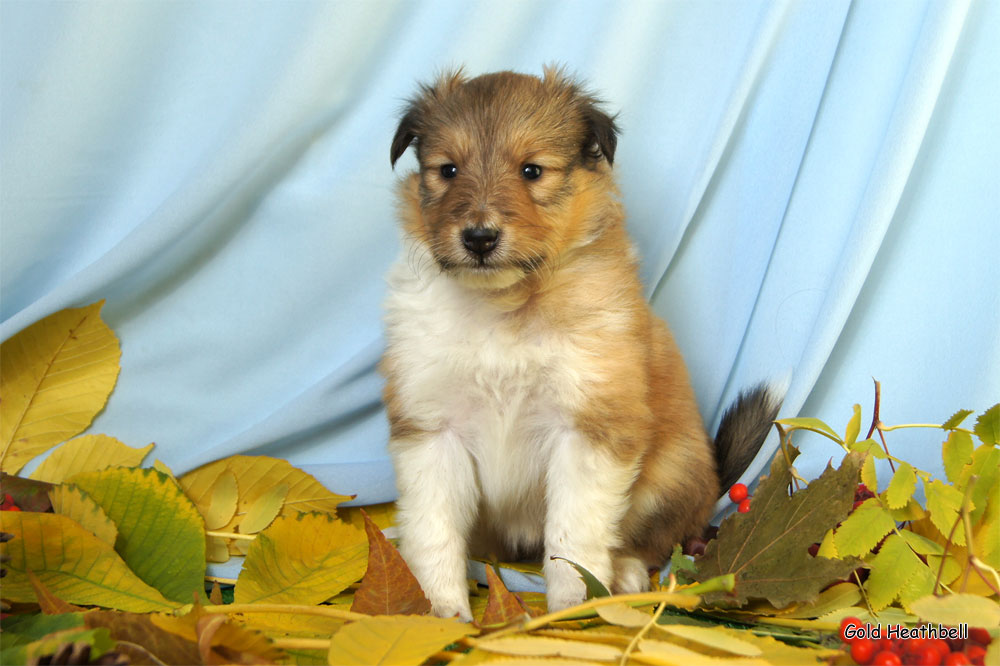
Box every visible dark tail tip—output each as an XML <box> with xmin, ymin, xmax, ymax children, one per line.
<box><xmin>714</xmin><ymin>383</ymin><xmax>783</xmax><ymax>491</ymax></box>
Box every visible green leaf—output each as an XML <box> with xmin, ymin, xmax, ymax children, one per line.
<box><xmin>974</xmin><ymin>403</ymin><xmax>1000</xmax><ymax>445</ymax></box>
<box><xmin>0</xmin><ymin>613</ymin><xmax>115</xmax><ymax>666</ymax></box>
<box><xmin>70</xmin><ymin>466</ymin><xmax>206</xmax><ymax>604</ymax></box>
<box><xmin>669</xmin><ymin>544</ymin><xmax>697</xmax><ymax>585</ymax></box>
<box><xmin>844</xmin><ymin>405</ymin><xmax>862</xmax><ymax>448</ymax></box>
<box><xmin>550</xmin><ymin>556</ymin><xmax>611</xmax><ymax>598</ymax></box>
<box><xmin>943</xmin><ymin>431</ymin><xmax>975</xmax><ymax>484</ymax></box>
<box><xmin>833</xmin><ymin>499</ymin><xmax>897</xmax><ymax>558</ymax></box>
<box><xmin>959</xmin><ymin>445</ymin><xmax>1000</xmax><ymax>524</ymax></box>
<box><xmin>924</xmin><ymin>479</ymin><xmax>966</xmax><ymax>546</ymax></box>
<box><xmin>850</xmin><ymin>439</ymin><xmax>887</xmax><ymax>459</ymax></box>
<box><xmin>773</xmin><ymin>417</ymin><xmax>843</xmax><ymax>444</ymax></box>
<box><xmin>864</xmin><ymin>532</ymin><xmax>926</xmax><ymax>611</ymax></box>
<box><xmin>693</xmin><ymin>447</ymin><xmax>862</xmax><ymax>607</ymax></box>
<box><xmin>910</xmin><ymin>593</ymin><xmax>1000</xmax><ymax>628</ymax></box>
<box><xmin>0</xmin><ymin>511</ymin><xmax>178</xmax><ymax>612</ymax></box>
<box><xmin>885</xmin><ymin>462</ymin><xmax>917</xmax><ymax>509</ymax></box>
<box><xmin>860</xmin><ymin>454</ymin><xmax>878</xmax><ymax>491</ymax></box>
<box><xmin>942</xmin><ymin>409</ymin><xmax>974</xmax><ymax>430</ymax></box>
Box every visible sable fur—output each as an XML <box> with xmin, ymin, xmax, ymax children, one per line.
<box><xmin>381</xmin><ymin>68</ymin><xmax>780</xmax><ymax>620</ymax></box>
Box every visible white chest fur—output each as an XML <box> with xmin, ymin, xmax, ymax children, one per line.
<box><xmin>383</xmin><ymin>258</ymin><xmax>594</xmax><ymax>538</ymax></box>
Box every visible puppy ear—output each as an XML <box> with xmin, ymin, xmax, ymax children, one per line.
<box><xmin>582</xmin><ymin>105</ymin><xmax>619</xmax><ymax>166</ymax></box>
<box><xmin>390</xmin><ymin>107</ymin><xmax>419</xmax><ymax>168</ymax></box>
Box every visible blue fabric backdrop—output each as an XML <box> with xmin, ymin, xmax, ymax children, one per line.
<box><xmin>3</xmin><ymin>1</ymin><xmax>998</xmax><ymax>524</ymax></box>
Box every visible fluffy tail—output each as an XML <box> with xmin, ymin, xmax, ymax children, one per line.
<box><xmin>714</xmin><ymin>383</ymin><xmax>783</xmax><ymax>491</ymax></box>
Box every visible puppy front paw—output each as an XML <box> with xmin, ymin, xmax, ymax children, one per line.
<box><xmin>428</xmin><ymin>591</ymin><xmax>473</xmax><ymax>622</ymax></box>
<box><xmin>543</xmin><ymin>561</ymin><xmax>587</xmax><ymax>613</ymax></box>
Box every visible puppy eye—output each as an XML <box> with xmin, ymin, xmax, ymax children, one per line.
<box><xmin>440</xmin><ymin>164</ymin><xmax>458</xmax><ymax>179</ymax></box>
<box><xmin>521</xmin><ymin>164</ymin><xmax>543</xmax><ymax>180</ymax></box>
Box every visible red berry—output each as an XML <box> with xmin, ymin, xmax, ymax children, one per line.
<box><xmin>729</xmin><ymin>483</ymin><xmax>748</xmax><ymax>503</ymax></box>
<box><xmin>4</xmin><ymin>505</ymin><xmax>20</xmax><ymax>512</ymax></box>
<box><xmin>872</xmin><ymin>651</ymin><xmax>903</xmax><ymax>666</ymax></box>
<box><xmin>928</xmin><ymin>640</ymin><xmax>951</xmax><ymax>659</ymax></box>
<box><xmin>841</xmin><ymin>616</ymin><xmax>864</xmax><ymax>643</ymax></box>
<box><xmin>915</xmin><ymin>645</ymin><xmax>944</xmax><ymax>666</ymax></box>
<box><xmin>964</xmin><ymin>645</ymin><xmax>986</xmax><ymax>666</ymax></box>
<box><xmin>851</xmin><ymin>638</ymin><xmax>878</xmax><ymax>665</ymax></box>
<box><xmin>808</xmin><ymin>543</ymin><xmax>820</xmax><ymax>557</ymax></box>
<box><xmin>906</xmin><ymin>639</ymin><xmax>929</xmax><ymax>654</ymax></box>
<box><xmin>737</xmin><ymin>498</ymin><xmax>751</xmax><ymax>513</ymax></box>
<box><xmin>968</xmin><ymin>628</ymin><xmax>991</xmax><ymax>646</ymax></box>
<box><xmin>944</xmin><ymin>654</ymin><xmax>972</xmax><ymax>666</ymax></box>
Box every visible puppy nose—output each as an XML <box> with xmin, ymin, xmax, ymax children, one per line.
<box><xmin>462</xmin><ymin>227</ymin><xmax>500</xmax><ymax>256</ymax></box>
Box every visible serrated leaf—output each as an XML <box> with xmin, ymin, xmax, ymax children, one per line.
<box><xmin>179</xmin><ymin>455</ymin><xmax>352</xmax><ymax>534</ymax></box>
<box><xmin>861</xmin><ymin>454</ymin><xmax>878</xmax><ymax>491</ymax></box>
<box><xmin>844</xmin><ymin>405</ymin><xmax>862</xmax><ymax>448</ymax></box>
<box><xmin>974</xmin><ymin>403</ymin><xmax>1000</xmax><ymax>445</ymax></box>
<box><xmin>239</xmin><ymin>482</ymin><xmax>287</xmax><ymax>534</ymax></box>
<box><xmin>959</xmin><ymin>444</ymin><xmax>1000</xmax><ymax>523</ymax></box>
<box><xmin>479</xmin><ymin>564</ymin><xmax>531</xmax><ymax>627</ymax></box>
<box><xmin>943</xmin><ymin>430</ymin><xmax>975</xmax><ymax>484</ymax></box>
<box><xmin>885</xmin><ymin>462</ymin><xmax>917</xmax><ymax>509</ymax></box>
<box><xmin>817</xmin><ymin>528</ymin><xmax>838</xmax><ymax>558</ymax></box>
<box><xmin>909</xmin><ymin>593</ymin><xmax>1000</xmax><ymax>627</ymax></box>
<box><xmin>351</xmin><ymin>509</ymin><xmax>430</xmax><ymax>616</ymax></box>
<box><xmin>833</xmin><ymin>499</ymin><xmax>897</xmax><ymax>558</ymax></box>
<box><xmin>693</xmin><ymin>448</ymin><xmax>862</xmax><ymax>607</ymax></box>
<box><xmin>474</xmin><ymin>635</ymin><xmax>622</xmax><ymax>660</ymax></box>
<box><xmin>924</xmin><ymin>479</ymin><xmax>966</xmax><ymax>546</ymax></box>
<box><xmin>864</xmin><ymin>532</ymin><xmax>927</xmax><ymax>611</ymax></box>
<box><xmin>943</xmin><ymin>409</ymin><xmax>974</xmax><ymax>430</ymax></box>
<box><xmin>0</xmin><ymin>301</ymin><xmax>121</xmax><ymax>474</ymax></box>
<box><xmin>203</xmin><ymin>470</ymin><xmax>238</xmax><ymax>530</ymax></box>
<box><xmin>0</xmin><ymin>511</ymin><xmax>177</xmax><ymax>612</ymax></box>
<box><xmin>773</xmin><ymin>417</ymin><xmax>843</xmax><ymax>443</ymax></box>
<box><xmin>48</xmin><ymin>483</ymin><xmax>118</xmax><ymax>546</ymax></box>
<box><xmin>29</xmin><ymin>436</ymin><xmax>154</xmax><ymax>484</ymax></box>
<box><xmin>235</xmin><ymin>512</ymin><xmax>367</xmax><ymax>605</ymax></box>
<box><xmin>889</xmin><ymin>498</ymin><xmax>926</xmax><ymax>522</ymax></box>
<box><xmin>327</xmin><ymin>615</ymin><xmax>474</xmax><ymax>666</ymax></box>
<box><xmin>71</xmin><ymin>466</ymin><xmax>206</xmax><ymax>603</ymax></box>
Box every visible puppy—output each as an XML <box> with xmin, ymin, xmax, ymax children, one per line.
<box><xmin>381</xmin><ymin>68</ymin><xmax>780</xmax><ymax>620</ymax></box>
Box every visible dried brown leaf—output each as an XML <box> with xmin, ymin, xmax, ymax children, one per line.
<box><xmin>350</xmin><ymin>509</ymin><xmax>430</xmax><ymax>615</ymax></box>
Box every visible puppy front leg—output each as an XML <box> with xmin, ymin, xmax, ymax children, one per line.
<box><xmin>392</xmin><ymin>430</ymin><xmax>478</xmax><ymax>621</ymax></box>
<box><xmin>543</xmin><ymin>430</ymin><xmax>636</xmax><ymax>612</ymax></box>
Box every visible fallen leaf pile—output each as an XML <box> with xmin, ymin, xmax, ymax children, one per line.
<box><xmin>1</xmin><ymin>302</ymin><xmax>997</xmax><ymax>665</ymax></box>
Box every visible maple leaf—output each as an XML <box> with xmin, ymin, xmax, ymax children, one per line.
<box><xmin>350</xmin><ymin>509</ymin><xmax>431</xmax><ymax>616</ymax></box>
<box><xmin>479</xmin><ymin>564</ymin><xmax>532</xmax><ymax>628</ymax></box>
<box><xmin>694</xmin><ymin>446</ymin><xmax>863</xmax><ymax>607</ymax></box>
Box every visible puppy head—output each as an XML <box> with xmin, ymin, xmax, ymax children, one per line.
<box><xmin>391</xmin><ymin>68</ymin><xmax>619</xmax><ymax>291</ymax></box>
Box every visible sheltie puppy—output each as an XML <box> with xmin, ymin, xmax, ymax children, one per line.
<box><xmin>381</xmin><ymin>68</ymin><xmax>780</xmax><ymax>620</ymax></box>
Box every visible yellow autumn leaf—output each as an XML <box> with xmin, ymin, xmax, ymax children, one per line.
<box><xmin>777</xmin><ymin>582</ymin><xmax>861</xmax><ymax>619</ymax></box>
<box><xmin>207</xmin><ymin>536</ymin><xmax>231</xmax><ymax>563</ymax></box>
<box><xmin>327</xmin><ymin>615</ymin><xmax>475</xmax><ymax>666</ymax></box>
<box><xmin>0</xmin><ymin>511</ymin><xmax>177</xmax><ymax>612</ymax></box>
<box><xmin>654</xmin><ymin>624</ymin><xmax>762</xmax><ymax>657</ymax></box>
<box><xmin>48</xmin><ymin>483</ymin><xmax>118</xmax><ymax>546</ymax></box>
<box><xmin>473</xmin><ymin>636</ymin><xmax>622</xmax><ymax>661</ymax></box>
<box><xmin>909</xmin><ymin>593</ymin><xmax>1000</xmax><ymax>627</ymax></box>
<box><xmin>234</xmin><ymin>512</ymin><xmax>367</xmax><ymax>605</ymax></box>
<box><xmin>338</xmin><ymin>502</ymin><xmax>397</xmax><ymax>531</ymax></box>
<box><xmin>179</xmin><ymin>455</ymin><xmax>352</xmax><ymax>534</ymax></box>
<box><xmin>203</xmin><ymin>470</ymin><xmax>238</xmax><ymax>530</ymax></box>
<box><xmin>30</xmin><ymin>435</ymin><xmax>154</xmax><ymax>484</ymax></box>
<box><xmin>240</xmin><ymin>482</ymin><xmax>288</xmax><ymax>534</ymax></box>
<box><xmin>0</xmin><ymin>301</ymin><xmax>121</xmax><ymax>474</ymax></box>
<box><xmin>594</xmin><ymin>602</ymin><xmax>652</xmax><ymax>627</ymax></box>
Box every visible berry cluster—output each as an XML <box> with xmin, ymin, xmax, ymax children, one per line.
<box><xmin>1</xmin><ymin>494</ymin><xmax>20</xmax><ymax>511</ymax></box>
<box><xmin>729</xmin><ymin>482</ymin><xmax>751</xmax><ymax>513</ymax></box>
<box><xmin>840</xmin><ymin>617</ymin><xmax>993</xmax><ymax>665</ymax></box>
